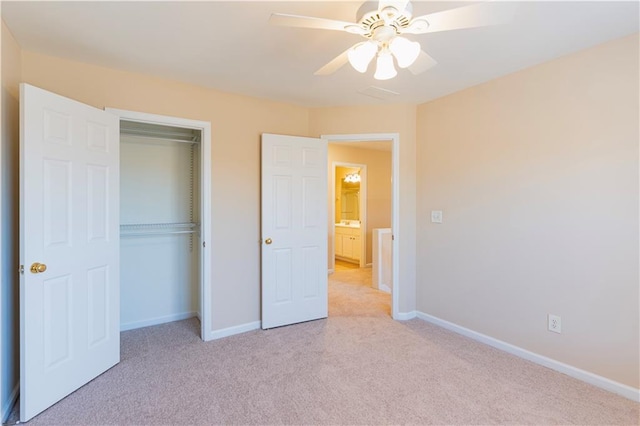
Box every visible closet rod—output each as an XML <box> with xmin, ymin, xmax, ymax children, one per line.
<box><xmin>120</xmin><ymin>230</ymin><xmax>198</xmax><ymax>237</ymax></box>
<box><xmin>120</xmin><ymin>134</ymin><xmax>199</xmax><ymax>145</ymax></box>
<box><xmin>121</xmin><ymin>126</ymin><xmax>200</xmax><ymax>139</ymax></box>
<box><xmin>121</xmin><ymin>222</ymin><xmax>198</xmax><ymax>228</ymax></box>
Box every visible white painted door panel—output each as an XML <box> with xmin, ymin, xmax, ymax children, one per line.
<box><xmin>20</xmin><ymin>84</ymin><xmax>120</xmax><ymax>421</ymax></box>
<box><xmin>261</xmin><ymin>134</ymin><xmax>327</xmax><ymax>329</ymax></box>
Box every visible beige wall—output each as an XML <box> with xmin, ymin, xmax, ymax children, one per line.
<box><xmin>330</xmin><ymin>145</ymin><xmax>392</xmax><ymax>265</ymax></box>
<box><xmin>1</xmin><ymin>19</ymin><xmax>21</xmax><ymax>419</ymax></box>
<box><xmin>309</xmin><ymin>105</ymin><xmax>417</xmax><ymax>314</ymax></box>
<box><xmin>19</xmin><ymin>50</ymin><xmax>309</xmax><ymax>332</ymax></box>
<box><xmin>416</xmin><ymin>34</ymin><xmax>639</xmax><ymax>388</ymax></box>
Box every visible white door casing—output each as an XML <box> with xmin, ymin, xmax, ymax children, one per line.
<box><xmin>20</xmin><ymin>84</ymin><xmax>120</xmax><ymax>421</ymax></box>
<box><xmin>261</xmin><ymin>134</ymin><xmax>328</xmax><ymax>329</ymax></box>
<box><xmin>323</xmin><ymin>133</ymin><xmax>400</xmax><ymax>319</ymax></box>
<box><xmin>105</xmin><ymin>107</ymin><xmax>213</xmax><ymax>341</ymax></box>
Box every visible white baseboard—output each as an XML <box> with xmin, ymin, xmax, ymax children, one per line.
<box><xmin>328</xmin><ymin>269</ymin><xmax>335</xmax><ymax>274</ymax></box>
<box><xmin>2</xmin><ymin>383</ymin><xmax>19</xmax><ymax>422</ymax></box>
<box><xmin>415</xmin><ymin>311</ymin><xmax>640</xmax><ymax>402</ymax></box>
<box><xmin>395</xmin><ymin>310</ymin><xmax>417</xmax><ymax>321</ymax></box>
<box><xmin>120</xmin><ymin>311</ymin><xmax>197</xmax><ymax>332</ymax></box>
<box><xmin>378</xmin><ymin>284</ymin><xmax>392</xmax><ymax>294</ymax></box>
<box><xmin>209</xmin><ymin>320</ymin><xmax>261</xmax><ymax>340</ymax></box>
<box><xmin>365</xmin><ymin>263</ymin><xmax>373</xmax><ymax>268</ymax></box>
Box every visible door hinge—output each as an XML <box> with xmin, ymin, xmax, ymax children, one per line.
<box><xmin>392</xmin><ymin>235</ymin><xmax>395</xmax><ymax>241</ymax></box>
<box><xmin>19</xmin><ymin>264</ymin><xmax>24</xmax><ymax>274</ymax></box>
<box><xmin>202</xmin><ymin>241</ymin><xmax>206</xmax><ymax>248</ymax></box>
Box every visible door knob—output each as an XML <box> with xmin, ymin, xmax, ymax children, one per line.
<box><xmin>265</xmin><ymin>238</ymin><xmax>273</xmax><ymax>245</ymax></box>
<box><xmin>30</xmin><ymin>263</ymin><xmax>47</xmax><ymax>274</ymax></box>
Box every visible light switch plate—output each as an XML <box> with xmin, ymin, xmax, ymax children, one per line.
<box><xmin>431</xmin><ymin>210</ymin><xmax>443</xmax><ymax>223</ymax></box>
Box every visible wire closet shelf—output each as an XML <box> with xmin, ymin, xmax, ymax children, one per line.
<box><xmin>120</xmin><ymin>222</ymin><xmax>200</xmax><ymax>238</ymax></box>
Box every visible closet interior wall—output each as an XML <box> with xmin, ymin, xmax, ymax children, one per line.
<box><xmin>119</xmin><ymin>120</ymin><xmax>202</xmax><ymax>331</ymax></box>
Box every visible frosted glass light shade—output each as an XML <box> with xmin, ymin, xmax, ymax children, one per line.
<box><xmin>344</xmin><ymin>173</ymin><xmax>361</xmax><ymax>183</ymax></box>
<box><xmin>389</xmin><ymin>36</ymin><xmax>420</xmax><ymax>68</ymax></box>
<box><xmin>374</xmin><ymin>52</ymin><xmax>397</xmax><ymax>80</ymax></box>
<box><xmin>347</xmin><ymin>42</ymin><xmax>378</xmax><ymax>73</ymax></box>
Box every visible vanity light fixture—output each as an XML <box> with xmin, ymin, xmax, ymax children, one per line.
<box><xmin>344</xmin><ymin>172</ymin><xmax>361</xmax><ymax>183</ymax></box>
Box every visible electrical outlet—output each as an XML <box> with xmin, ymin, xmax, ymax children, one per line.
<box><xmin>431</xmin><ymin>210</ymin><xmax>443</xmax><ymax>223</ymax></box>
<box><xmin>548</xmin><ymin>314</ymin><xmax>561</xmax><ymax>334</ymax></box>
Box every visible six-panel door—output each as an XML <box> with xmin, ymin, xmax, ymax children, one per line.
<box><xmin>261</xmin><ymin>134</ymin><xmax>328</xmax><ymax>329</ymax></box>
<box><xmin>20</xmin><ymin>84</ymin><xmax>120</xmax><ymax>421</ymax></box>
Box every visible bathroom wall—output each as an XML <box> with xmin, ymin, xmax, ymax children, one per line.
<box><xmin>328</xmin><ymin>144</ymin><xmax>392</xmax><ymax>266</ymax></box>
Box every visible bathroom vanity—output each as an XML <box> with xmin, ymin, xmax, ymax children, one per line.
<box><xmin>335</xmin><ymin>222</ymin><xmax>361</xmax><ymax>263</ymax></box>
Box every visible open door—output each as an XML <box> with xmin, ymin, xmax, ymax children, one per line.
<box><xmin>261</xmin><ymin>134</ymin><xmax>328</xmax><ymax>329</ymax></box>
<box><xmin>20</xmin><ymin>84</ymin><xmax>120</xmax><ymax>421</ymax></box>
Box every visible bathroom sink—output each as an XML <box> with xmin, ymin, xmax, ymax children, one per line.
<box><xmin>335</xmin><ymin>222</ymin><xmax>360</xmax><ymax>228</ymax></box>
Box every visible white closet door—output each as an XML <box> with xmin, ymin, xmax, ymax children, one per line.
<box><xmin>261</xmin><ymin>133</ymin><xmax>328</xmax><ymax>329</ymax></box>
<box><xmin>20</xmin><ymin>84</ymin><xmax>120</xmax><ymax>421</ymax></box>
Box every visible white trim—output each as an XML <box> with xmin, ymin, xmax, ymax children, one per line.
<box><xmin>105</xmin><ymin>108</ymin><xmax>213</xmax><ymax>341</ymax></box>
<box><xmin>2</xmin><ymin>384</ymin><xmax>19</xmax><ymax>422</ymax></box>
<box><xmin>416</xmin><ymin>311</ymin><xmax>640</xmax><ymax>402</ymax></box>
<box><xmin>322</xmin><ymin>133</ymin><xmax>400</xmax><ymax>320</ymax></box>
<box><xmin>120</xmin><ymin>312</ymin><xmax>198</xmax><ymax>332</ymax></box>
<box><xmin>210</xmin><ymin>321</ymin><xmax>261</xmax><ymax>340</ymax></box>
<box><xmin>395</xmin><ymin>311</ymin><xmax>417</xmax><ymax>321</ymax></box>
<box><xmin>105</xmin><ymin>108</ymin><xmax>211</xmax><ymax>130</ymax></box>
<box><xmin>378</xmin><ymin>284</ymin><xmax>392</xmax><ymax>294</ymax></box>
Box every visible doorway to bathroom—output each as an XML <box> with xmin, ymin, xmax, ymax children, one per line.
<box><xmin>324</xmin><ymin>133</ymin><xmax>397</xmax><ymax>319</ymax></box>
<box><xmin>333</xmin><ymin>162</ymin><xmax>367</xmax><ymax>268</ymax></box>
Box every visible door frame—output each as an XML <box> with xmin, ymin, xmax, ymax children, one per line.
<box><xmin>105</xmin><ymin>108</ymin><xmax>213</xmax><ymax>341</ymax></box>
<box><xmin>331</xmin><ymin>161</ymin><xmax>367</xmax><ymax>269</ymax></box>
<box><xmin>322</xmin><ymin>133</ymin><xmax>399</xmax><ymax>320</ymax></box>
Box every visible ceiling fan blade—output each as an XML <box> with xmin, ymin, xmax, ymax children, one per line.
<box><xmin>269</xmin><ymin>13</ymin><xmax>357</xmax><ymax>32</ymax></box>
<box><xmin>408</xmin><ymin>50</ymin><xmax>437</xmax><ymax>75</ymax></box>
<box><xmin>378</xmin><ymin>0</ymin><xmax>410</xmax><ymax>13</ymax></box>
<box><xmin>403</xmin><ymin>1</ymin><xmax>516</xmax><ymax>35</ymax></box>
<box><xmin>314</xmin><ymin>49</ymin><xmax>351</xmax><ymax>76</ymax></box>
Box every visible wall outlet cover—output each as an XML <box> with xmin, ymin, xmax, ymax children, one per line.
<box><xmin>548</xmin><ymin>314</ymin><xmax>562</xmax><ymax>333</ymax></box>
<box><xmin>431</xmin><ymin>210</ymin><xmax>443</xmax><ymax>223</ymax></box>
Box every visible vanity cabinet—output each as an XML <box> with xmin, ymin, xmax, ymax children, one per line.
<box><xmin>335</xmin><ymin>226</ymin><xmax>361</xmax><ymax>263</ymax></box>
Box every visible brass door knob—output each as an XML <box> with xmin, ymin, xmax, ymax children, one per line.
<box><xmin>30</xmin><ymin>263</ymin><xmax>47</xmax><ymax>274</ymax></box>
<box><xmin>265</xmin><ymin>238</ymin><xmax>273</xmax><ymax>245</ymax></box>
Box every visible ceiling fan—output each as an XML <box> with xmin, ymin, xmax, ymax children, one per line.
<box><xmin>269</xmin><ymin>1</ymin><xmax>515</xmax><ymax>80</ymax></box>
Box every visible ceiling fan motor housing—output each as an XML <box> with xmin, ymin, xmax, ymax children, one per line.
<box><xmin>355</xmin><ymin>0</ymin><xmax>413</xmax><ymax>38</ymax></box>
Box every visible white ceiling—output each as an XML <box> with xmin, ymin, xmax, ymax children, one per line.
<box><xmin>2</xmin><ymin>1</ymin><xmax>638</xmax><ymax>107</ymax></box>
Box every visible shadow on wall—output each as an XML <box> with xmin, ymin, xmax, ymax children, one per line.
<box><xmin>1</xmin><ymin>81</ymin><xmax>20</xmax><ymax>419</ymax></box>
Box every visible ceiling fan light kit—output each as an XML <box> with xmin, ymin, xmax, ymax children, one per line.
<box><xmin>374</xmin><ymin>51</ymin><xmax>397</xmax><ymax>80</ymax></box>
<box><xmin>389</xmin><ymin>36</ymin><xmax>421</xmax><ymax>68</ymax></box>
<box><xmin>270</xmin><ymin>0</ymin><xmax>516</xmax><ymax>80</ymax></box>
<box><xmin>348</xmin><ymin>34</ymin><xmax>420</xmax><ymax>79</ymax></box>
<box><xmin>348</xmin><ymin>41</ymin><xmax>378</xmax><ymax>73</ymax></box>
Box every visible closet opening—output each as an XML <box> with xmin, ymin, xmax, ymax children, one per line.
<box><xmin>108</xmin><ymin>109</ymin><xmax>212</xmax><ymax>341</ymax></box>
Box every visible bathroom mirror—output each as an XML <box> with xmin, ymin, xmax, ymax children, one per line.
<box><xmin>336</xmin><ymin>166</ymin><xmax>360</xmax><ymax>221</ymax></box>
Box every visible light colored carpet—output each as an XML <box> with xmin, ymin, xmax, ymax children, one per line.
<box><xmin>334</xmin><ymin>259</ymin><xmax>360</xmax><ymax>272</ymax></box>
<box><xmin>8</xmin><ymin>268</ymin><xmax>639</xmax><ymax>425</ymax></box>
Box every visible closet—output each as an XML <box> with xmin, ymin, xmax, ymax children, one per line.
<box><xmin>118</xmin><ymin>119</ymin><xmax>203</xmax><ymax>332</ymax></box>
